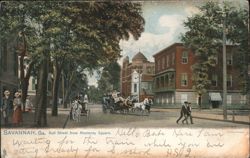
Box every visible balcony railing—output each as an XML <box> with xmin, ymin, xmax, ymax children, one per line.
<box><xmin>153</xmin><ymin>85</ymin><xmax>175</xmax><ymax>92</ymax></box>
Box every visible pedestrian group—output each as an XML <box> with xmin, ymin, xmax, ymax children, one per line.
<box><xmin>1</xmin><ymin>90</ymin><xmax>33</xmax><ymax>127</ymax></box>
<box><xmin>176</xmin><ymin>101</ymin><xmax>194</xmax><ymax>124</ymax></box>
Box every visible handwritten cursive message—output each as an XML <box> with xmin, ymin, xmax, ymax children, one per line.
<box><xmin>1</xmin><ymin>128</ymin><xmax>249</xmax><ymax>158</ymax></box>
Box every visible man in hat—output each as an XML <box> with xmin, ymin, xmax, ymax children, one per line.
<box><xmin>176</xmin><ymin>101</ymin><xmax>189</xmax><ymax>124</ymax></box>
<box><xmin>184</xmin><ymin>102</ymin><xmax>194</xmax><ymax>124</ymax></box>
<box><xmin>1</xmin><ymin>90</ymin><xmax>12</xmax><ymax>126</ymax></box>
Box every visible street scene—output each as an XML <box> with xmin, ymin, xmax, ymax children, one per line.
<box><xmin>11</xmin><ymin>103</ymin><xmax>249</xmax><ymax>129</ymax></box>
<box><xmin>0</xmin><ymin>1</ymin><xmax>250</xmax><ymax>158</ymax></box>
<box><xmin>0</xmin><ymin>1</ymin><xmax>249</xmax><ymax>129</ymax></box>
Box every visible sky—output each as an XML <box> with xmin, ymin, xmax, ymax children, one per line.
<box><xmin>88</xmin><ymin>0</ymin><xmax>248</xmax><ymax>87</ymax></box>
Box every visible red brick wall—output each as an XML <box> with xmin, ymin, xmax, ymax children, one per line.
<box><xmin>175</xmin><ymin>45</ymin><xmax>195</xmax><ymax>89</ymax></box>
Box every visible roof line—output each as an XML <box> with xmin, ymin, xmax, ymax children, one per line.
<box><xmin>153</xmin><ymin>42</ymin><xmax>183</xmax><ymax>57</ymax></box>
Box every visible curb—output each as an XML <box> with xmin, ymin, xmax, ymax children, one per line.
<box><xmin>192</xmin><ymin>116</ymin><xmax>250</xmax><ymax>125</ymax></box>
<box><xmin>151</xmin><ymin>108</ymin><xmax>250</xmax><ymax>125</ymax></box>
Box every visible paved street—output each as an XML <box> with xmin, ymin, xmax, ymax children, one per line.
<box><xmin>66</xmin><ymin>104</ymin><xmax>249</xmax><ymax>128</ymax></box>
<box><xmin>1</xmin><ymin>103</ymin><xmax>249</xmax><ymax>129</ymax></box>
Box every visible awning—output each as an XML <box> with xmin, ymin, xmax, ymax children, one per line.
<box><xmin>209</xmin><ymin>93</ymin><xmax>222</xmax><ymax>101</ymax></box>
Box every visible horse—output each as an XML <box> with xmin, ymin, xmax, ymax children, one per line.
<box><xmin>132</xmin><ymin>98</ymin><xmax>150</xmax><ymax>114</ymax></box>
<box><xmin>119</xmin><ymin>96</ymin><xmax>134</xmax><ymax>113</ymax></box>
<box><xmin>71</xmin><ymin>100</ymin><xmax>82</xmax><ymax>122</ymax></box>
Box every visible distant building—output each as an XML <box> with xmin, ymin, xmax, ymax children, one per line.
<box><xmin>27</xmin><ymin>74</ymin><xmax>53</xmax><ymax>106</ymax></box>
<box><xmin>153</xmin><ymin>43</ymin><xmax>247</xmax><ymax>108</ymax></box>
<box><xmin>0</xmin><ymin>37</ymin><xmax>19</xmax><ymax>103</ymax></box>
<box><xmin>121</xmin><ymin>52</ymin><xmax>155</xmax><ymax>101</ymax></box>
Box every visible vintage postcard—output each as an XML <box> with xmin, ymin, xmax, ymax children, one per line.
<box><xmin>0</xmin><ymin>0</ymin><xmax>249</xmax><ymax>158</ymax></box>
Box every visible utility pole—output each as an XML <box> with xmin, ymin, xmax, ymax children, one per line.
<box><xmin>138</xmin><ymin>72</ymin><xmax>140</xmax><ymax>102</ymax></box>
<box><xmin>222</xmin><ymin>7</ymin><xmax>227</xmax><ymax>120</ymax></box>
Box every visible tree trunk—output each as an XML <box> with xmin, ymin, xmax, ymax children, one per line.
<box><xmin>19</xmin><ymin>55</ymin><xmax>25</xmax><ymax>110</ymax></box>
<box><xmin>52</xmin><ymin>61</ymin><xmax>62</xmax><ymax>116</ymax></box>
<box><xmin>34</xmin><ymin>55</ymin><xmax>48</xmax><ymax>127</ymax></box>
<box><xmin>21</xmin><ymin>61</ymin><xmax>34</xmax><ymax>112</ymax></box>
<box><xmin>19</xmin><ymin>32</ymin><xmax>28</xmax><ymax>111</ymax></box>
<box><xmin>63</xmin><ymin>71</ymin><xmax>76</xmax><ymax>108</ymax></box>
<box><xmin>63</xmin><ymin>83</ymin><xmax>73</xmax><ymax>108</ymax></box>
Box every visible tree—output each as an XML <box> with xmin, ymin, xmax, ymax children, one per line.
<box><xmin>87</xmin><ymin>86</ymin><xmax>102</xmax><ymax>103</ymax></box>
<box><xmin>0</xmin><ymin>2</ymin><xmax>40</xmax><ymax>111</ymax></box>
<box><xmin>49</xmin><ymin>2</ymin><xmax>145</xmax><ymax>116</ymax></box>
<box><xmin>227</xmin><ymin>6</ymin><xmax>249</xmax><ymax>97</ymax></box>
<box><xmin>104</xmin><ymin>62</ymin><xmax>121</xmax><ymax>91</ymax></box>
<box><xmin>61</xmin><ymin>62</ymin><xmax>88</xmax><ymax>108</ymax></box>
<box><xmin>181</xmin><ymin>1</ymin><xmax>249</xmax><ymax>108</ymax></box>
<box><xmin>97</xmin><ymin>61</ymin><xmax>121</xmax><ymax>94</ymax></box>
<box><xmin>1</xmin><ymin>1</ymin><xmax>145</xmax><ymax>126</ymax></box>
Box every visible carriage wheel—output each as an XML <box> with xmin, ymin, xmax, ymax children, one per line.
<box><xmin>102</xmin><ymin>105</ymin><xmax>107</xmax><ymax>114</ymax></box>
<box><xmin>87</xmin><ymin>109</ymin><xmax>90</xmax><ymax>120</ymax></box>
<box><xmin>110</xmin><ymin>107</ymin><xmax>114</xmax><ymax>114</ymax></box>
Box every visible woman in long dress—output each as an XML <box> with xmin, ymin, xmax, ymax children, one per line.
<box><xmin>12</xmin><ymin>92</ymin><xmax>23</xmax><ymax>126</ymax></box>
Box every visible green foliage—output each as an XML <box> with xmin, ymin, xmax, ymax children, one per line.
<box><xmin>97</xmin><ymin>61</ymin><xmax>121</xmax><ymax>94</ymax></box>
<box><xmin>181</xmin><ymin>1</ymin><xmax>249</xmax><ymax>94</ymax></box>
<box><xmin>1</xmin><ymin>1</ymin><xmax>144</xmax><ymax>68</ymax></box>
<box><xmin>87</xmin><ymin>86</ymin><xmax>103</xmax><ymax>103</ymax></box>
<box><xmin>1</xmin><ymin>1</ymin><xmax>145</xmax><ymax>122</ymax></box>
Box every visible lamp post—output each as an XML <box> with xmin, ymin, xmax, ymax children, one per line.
<box><xmin>220</xmin><ymin>3</ymin><xmax>227</xmax><ymax>120</ymax></box>
<box><xmin>138</xmin><ymin>72</ymin><xmax>141</xmax><ymax>102</ymax></box>
<box><xmin>135</xmin><ymin>69</ymin><xmax>142</xmax><ymax>102</ymax></box>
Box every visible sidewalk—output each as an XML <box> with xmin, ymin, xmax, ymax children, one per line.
<box><xmin>151</xmin><ymin>108</ymin><xmax>250</xmax><ymax>125</ymax></box>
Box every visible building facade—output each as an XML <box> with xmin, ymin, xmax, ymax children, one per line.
<box><xmin>27</xmin><ymin>74</ymin><xmax>53</xmax><ymax>106</ymax></box>
<box><xmin>121</xmin><ymin>52</ymin><xmax>155</xmax><ymax>101</ymax></box>
<box><xmin>0</xmin><ymin>37</ymin><xmax>19</xmax><ymax>104</ymax></box>
<box><xmin>153</xmin><ymin>43</ymin><xmax>247</xmax><ymax>108</ymax></box>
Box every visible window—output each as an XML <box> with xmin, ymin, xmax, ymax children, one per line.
<box><xmin>182</xmin><ymin>51</ymin><xmax>188</xmax><ymax>64</ymax></box>
<box><xmin>212</xmin><ymin>74</ymin><xmax>218</xmax><ymax>87</ymax></box>
<box><xmin>172</xmin><ymin>53</ymin><xmax>175</xmax><ymax>65</ymax></box>
<box><xmin>134</xmin><ymin>83</ymin><xmax>137</xmax><ymax>93</ymax></box>
<box><xmin>161</xmin><ymin>76</ymin><xmax>164</xmax><ymax>87</ymax></box>
<box><xmin>166</xmin><ymin>55</ymin><xmax>169</xmax><ymax>67</ymax></box>
<box><xmin>157</xmin><ymin>61</ymin><xmax>160</xmax><ymax>72</ymax></box>
<box><xmin>169</xmin><ymin>73</ymin><xmax>175</xmax><ymax>86</ymax></box>
<box><xmin>165</xmin><ymin>74</ymin><xmax>169</xmax><ymax>86</ymax></box>
<box><xmin>162</xmin><ymin>58</ymin><xmax>165</xmax><ymax>70</ymax></box>
<box><xmin>156</xmin><ymin>78</ymin><xmax>160</xmax><ymax>88</ymax></box>
<box><xmin>181</xmin><ymin>73</ymin><xmax>188</xmax><ymax>86</ymax></box>
<box><xmin>227</xmin><ymin>74</ymin><xmax>232</xmax><ymax>87</ymax></box>
<box><xmin>227</xmin><ymin>95</ymin><xmax>232</xmax><ymax>105</ymax></box>
<box><xmin>147</xmin><ymin>67</ymin><xmax>150</xmax><ymax>73</ymax></box>
<box><xmin>240</xmin><ymin>95</ymin><xmax>246</xmax><ymax>104</ymax></box>
<box><xmin>227</xmin><ymin>53</ymin><xmax>233</xmax><ymax>65</ymax></box>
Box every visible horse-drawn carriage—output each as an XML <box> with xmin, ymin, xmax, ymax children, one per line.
<box><xmin>70</xmin><ymin>97</ymin><xmax>90</xmax><ymax>122</ymax></box>
<box><xmin>102</xmin><ymin>92</ymin><xmax>153</xmax><ymax>115</ymax></box>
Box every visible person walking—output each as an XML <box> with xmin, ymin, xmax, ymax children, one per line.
<box><xmin>182</xmin><ymin>102</ymin><xmax>193</xmax><ymax>124</ymax></box>
<box><xmin>12</xmin><ymin>92</ymin><xmax>23</xmax><ymax>126</ymax></box>
<box><xmin>1</xmin><ymin>90</ymin><xmax>12</xmax><ymax>126</ymax></box>
<box><xmin>176</xmin><ymin>101</ymin><xmax>189</xmax><ymax>124</ymax></box>
<box><xmin>186</xmin><ymin>102</ymin><xmax>194</xmax><ymax>124</ymax></box>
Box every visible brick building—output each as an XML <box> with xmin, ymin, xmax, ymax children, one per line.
<box><xmin>121</xmin><ymin>52</ymin><xmax>154</xmax><ymax>101</ymax></box>
<box><xmin>153</xmin><ymin>43</ymin><xmax>247</xmax><ymax>108</ymax></box>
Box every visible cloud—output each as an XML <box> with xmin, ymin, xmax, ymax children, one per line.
<box><xmin>184</xmin><ymin>5</ymin><xmax>200</xmax><ymax>17</ymax></box>
<box><xmin>119</xmin><ymin>14</ymin><xmax>186</xmax><ymax>65</ymax></box>
<box><xmin>159</xmin><ymin>15</ymin><xmax>184</xmax><ymax>29</ymax></box>
<box><xmin>119</xmin><ymin>32</ymin><xmax>172</xmax><ymax>65</ymax></box>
